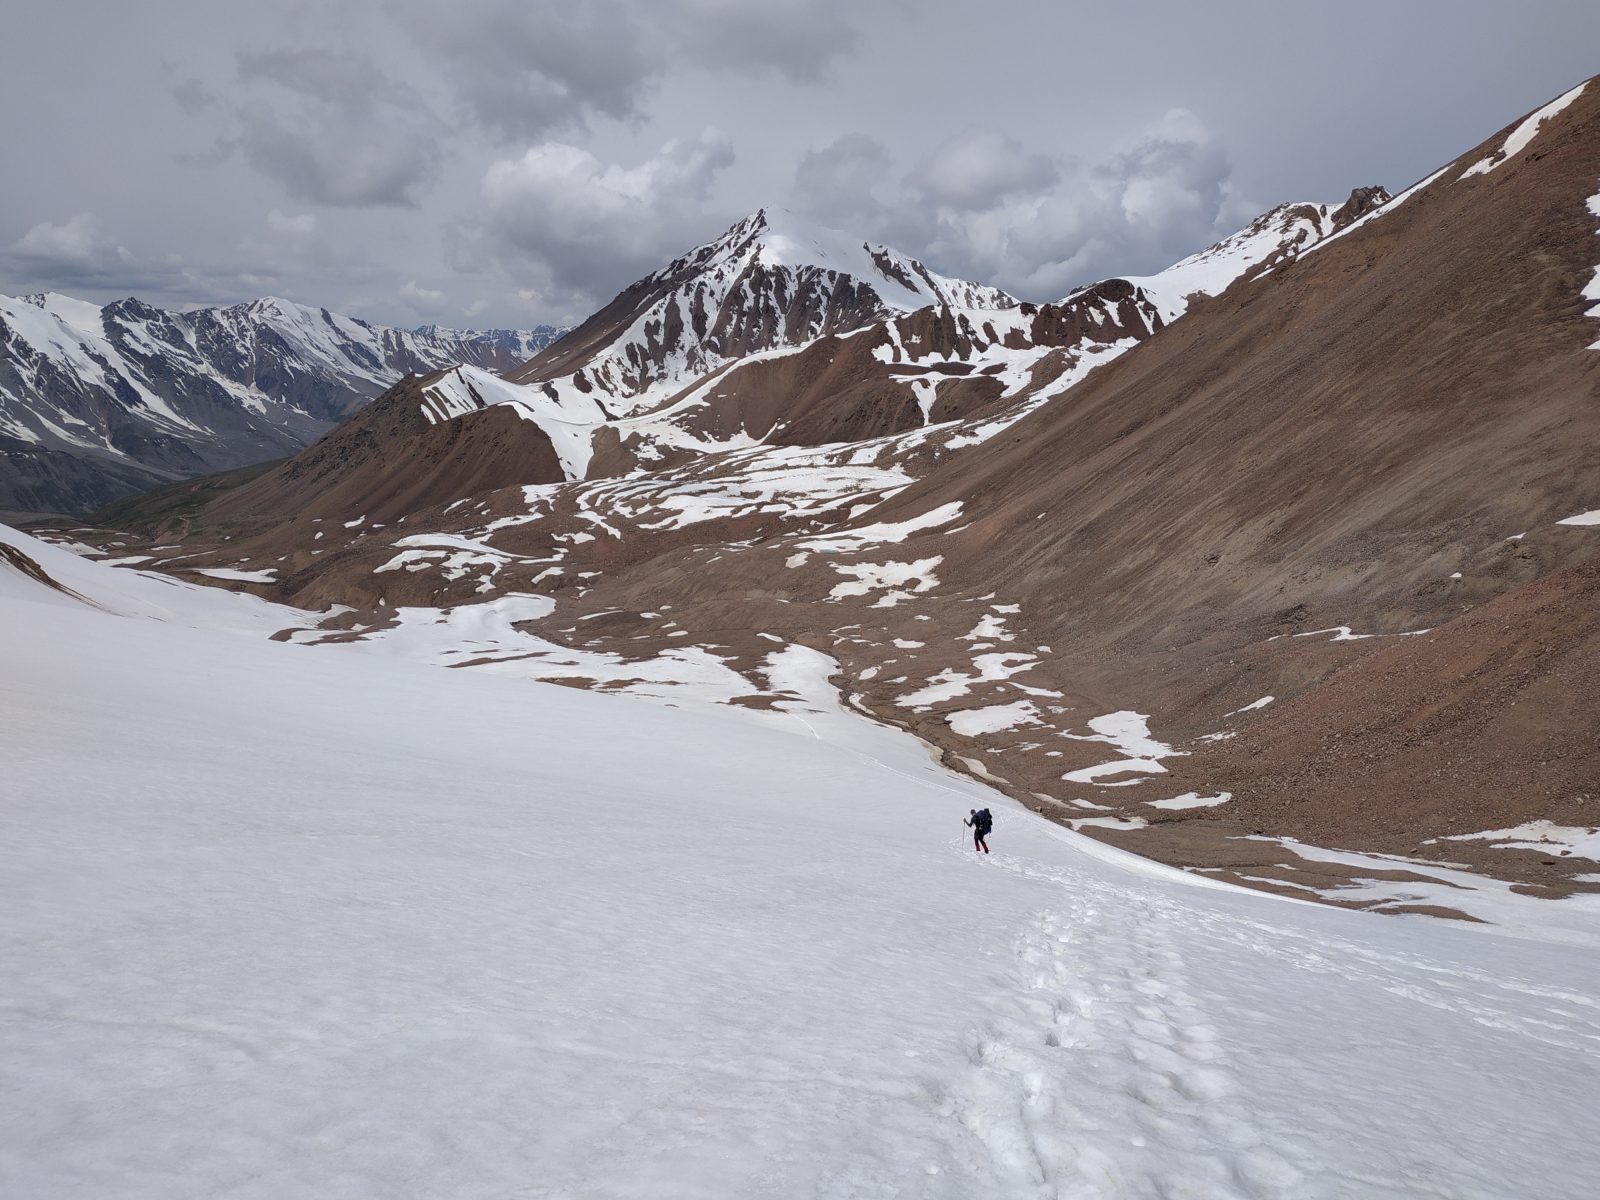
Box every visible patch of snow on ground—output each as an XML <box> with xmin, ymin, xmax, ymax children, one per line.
<box><xmin>1061</xmin><ymin>710</ymin><xmax>1182</xmax><ymax>785</ymax></box>
<box><xmin>942</xmin><ymin>338</ymin><xmax>1139</xmax><ymax>451</ymax></box>
<box><xmin>1587</xmin><ymin>177</ymin><xmax>1600</xmax><ymax>349</ymax></box>
<box><xmin>1226</xmin><ymin>695</ymin><xmax>1274</xmax><ymax>716</ymax></box>
<box><xmin>1</xmin><ymin>526</ymin><xmax>310</xmax><ymax>635</ymax></box>
<box><xmin>945</xmin><ymin>701</ymin><xmax>1041</xmax><ymax>737</ymax></box>
<box><xmin>1279</xmin><ymin>625</ymin><xmax>1431</xmax><ymax>644</ymax></box>
<box><xmin>827</xmin><ymin>557</ymin><xmax>942</xmax><ymax>606</ymax></box>
<box><xmin>795</xmin><ymin>501</ymin><xmax>963</xmax><ymax>554</ymax></box>
<box><xmin>1063</xmin><ymin>758</ymin><xmax>1170</xmax><ymax>784</ymax></box>
<box><xmin>897</xmin><ymin>653</ymin><xmax>1044</xmax><ymax>710</ymax></box>
<box><xmin>194</xmin><ymin>567</ymin><xmax>279</xmax><ymax>583</ymax></box>
<box><xmin>1250</xmin><ymin>837</ymin><xmax>1600</xmax><ymax>941</ymax></box>
<box><xmin>290</xmin><ymin>595</ymin><xmax>788</xmax><ymax>712</ymax></box>
<box><xmin>1557</xmin><ymin>507</ymin><xmax>1600</xmax><ymax>526</ymax></box>
<box><xmin>1149</xmin><ymin>792</ymin><xmax>1234</xmax><ymax>811</ymax></box>
<box><xmin>961</xmin><ymin>613</ymin><xmax>1012</xmax><ymax>642</ymax></box>
<box><xmin>1459</xmin><ymin>82</ymin><xmax>1588</xmax><ymax>179</ymax></box>
<box><xmin>1069</xmin><ymin>710</ymin><xmax>1176</xmax><ymax>758</ymax></box>
<box><xmin>1070</xmin><ymin>815</ymin><xmax>1150</xmax><ymax>832</ymax></box>
<box><xmin>1439</xmin><ymin>821</ymin><xmax>1600</xmax><ymax>861</ymax></box>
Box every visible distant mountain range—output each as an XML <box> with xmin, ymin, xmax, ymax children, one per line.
<box><xmin>0</xmin><ymin>292</ymin><xmax>565</xmax><ymax>514</ymax></box>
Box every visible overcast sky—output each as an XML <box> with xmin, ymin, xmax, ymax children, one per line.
<box><xmin>2</xmin><ymin>1</ymin><xmax>1595</xmax><ymax>329</ymax></box>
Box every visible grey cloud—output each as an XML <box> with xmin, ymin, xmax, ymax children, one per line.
<box><xmin>1</xmin><ymin>209</ymin><xmax>401</xmax><ymax>316</ymax></box>
<box><xmin>209</xmin><ymin>48</ymin><xmax>445</xmax><ymax>207</ymax></box>
<box><xmin>7</xmin><ymin>0</ymin><xmax>1596</xmax><ymax>330</ymax></box>
<box><xmin>5</xmin><ymin>214</ymin><xmax>198</xmax><ymax>298</ymax></box>
<box><xmin>228</xmin><ymin>104</ymin><xmax>442</xmax><ymax>207</ymax></box>
<box><xmin>235</xmin><ymin>49</ymin><xmax>403</xmax><ymax>110</ymax></box>
<box><xmin>793</xmin><ymin>110</ymin><xmax>1254</xmax><ymax>301</ymax></box>
<box><xmin>170</xmin><ymin>77</ymin><xmax>218</xmax><ymax>116</ymax></box>
<box><xmin>399</xmin><ymin>280</ymin><xmax>449</xmax><ymax>314</ymax></box>
<box><xmin>912</xmin><ymin>130</ymin><xmax>1059</xmax><ymax>210</ymax></box>
<box><xmin>794</xmin><ymin>133</ymin><xmax>896</xmax><ymax>232</ymax></box>
<box><xmin>684</xmin><ymin>0</ymin><xmax>858</xmax><ymax>80</ymax></box>
<box><xmin>395</xmin><ymin>0</ymin><xmax>864</xmax><ymax>143</ymax></box>
<box><xmin>10</xmin><ymin>214</ymin><xmax>125</xmax><ymax>271</ymax></box>
<box><xmin>401</xmin><ymin>3</ymin><xmax>654</xmax><ymax>142</ymax></box>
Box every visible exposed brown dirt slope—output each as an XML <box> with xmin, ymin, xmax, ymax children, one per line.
<box><xmin>1183</xmin><ymin>560</ymin><xmax>1600</xmax><ymax>850</ymax></box>
<box><xmin>839</xmin><ymin>78</ymin><xmax>1600</xmax><ymax>838</ymax></box>
<box><xmin>194</xmin><ymin>374</ymin><xmax>565</xmax><ymax>529</ymax></box>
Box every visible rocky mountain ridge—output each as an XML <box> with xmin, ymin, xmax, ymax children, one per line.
<box><xmin>194</xmin><ymin>193</ymin><xmax>1381</xmax><ymax>530</ymax></box>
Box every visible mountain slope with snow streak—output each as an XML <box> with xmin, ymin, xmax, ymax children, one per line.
<box><xmin>1116</xmin><ymin>188</ymin><xmax>1390</xmax><ymax>322</ymax></box>
<box><xmin>4</xmin><ymin>523</ymin><xmax>1599</xmax><ymax>1199</ymax></box>
<box><xmin>0</xmin><ymin>290</ymin><xmax>565</xmax><ymax>515</ymax></box>
<box><xmin>236</xmin><ymin>197</ymin><xmax>1344</xmax><ymax>516</ymax></box>
<box><xmin>506</xmin><ymin>206</ymin><xmax>1016</xmax><ymax>412</ymax></box>
<box><xmin>436</xmin><ymin>197</ymin><xmax>1372</xmax><ymax>480</ymax></box>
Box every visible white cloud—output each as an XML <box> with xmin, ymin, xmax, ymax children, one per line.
<box><xmin>10</xmin><ymin>214</ymin><xmax>129</xmax><ymax>269</ymax></box>
<box><xmin>480</xmin><ymin>128</ymin><xmax>737</xmax><ymax>316</ymax></box>
<box><xmin>912</xmin><ymin>130</ymin><xmax>1058</xmax><ymax>210</ymax></box>
<box><xmin>400</xmin><ymin>280</ymin><xmax>447</xmax><ymax>309</ymax></box>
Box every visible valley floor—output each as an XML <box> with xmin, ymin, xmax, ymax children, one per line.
<box><xmin>4</xmin><ymin>527</ymin><xmax>1599</xmax><ymax>1199</ymax></box>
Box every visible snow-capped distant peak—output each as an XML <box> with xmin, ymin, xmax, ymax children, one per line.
<box><xmin>506</xmin><ymin>208</ymin><xmax>1015</xmax><ymax>416</ymax></box>
<box><xmin>705</xmin><ymin>207</ymin><xmax>1016</xmax><ymax>313</ymax></box>
<box><xmin>0</xmin><ymin>288</ymin><xmax>567</xmax><ymax>514</ymax></box>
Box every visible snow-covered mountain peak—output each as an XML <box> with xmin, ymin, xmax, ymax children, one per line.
<box><xmin>505</xmin><ymin>208</ymin><xmax>1016</xmax><ymax>420</ymax></box>
<box><xmin>697</xmin><ymin>206</ymin><xmax>1016</xmax><ymax>313</ymax></box>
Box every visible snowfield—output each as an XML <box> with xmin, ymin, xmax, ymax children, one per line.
<box><xmin>4</xmin><ymin>524</ymin><xmax>1600</xmax><ymax>1199</ymax></box>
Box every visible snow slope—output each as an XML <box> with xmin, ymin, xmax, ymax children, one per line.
<box><xmin>5</xmin><ymin>527</ymin><xmax>1600</xmax><ymax>1198</ymax></box>
<box><xmin>0</xmin><ymin>521</ymin><xmax>312</xmax><ymax>634</ymax></box>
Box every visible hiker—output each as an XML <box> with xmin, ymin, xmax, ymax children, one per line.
<box><xmin>965</xmin><ymin>807</ymin><xmax>992</xmax><ymax>853</ymax></box>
